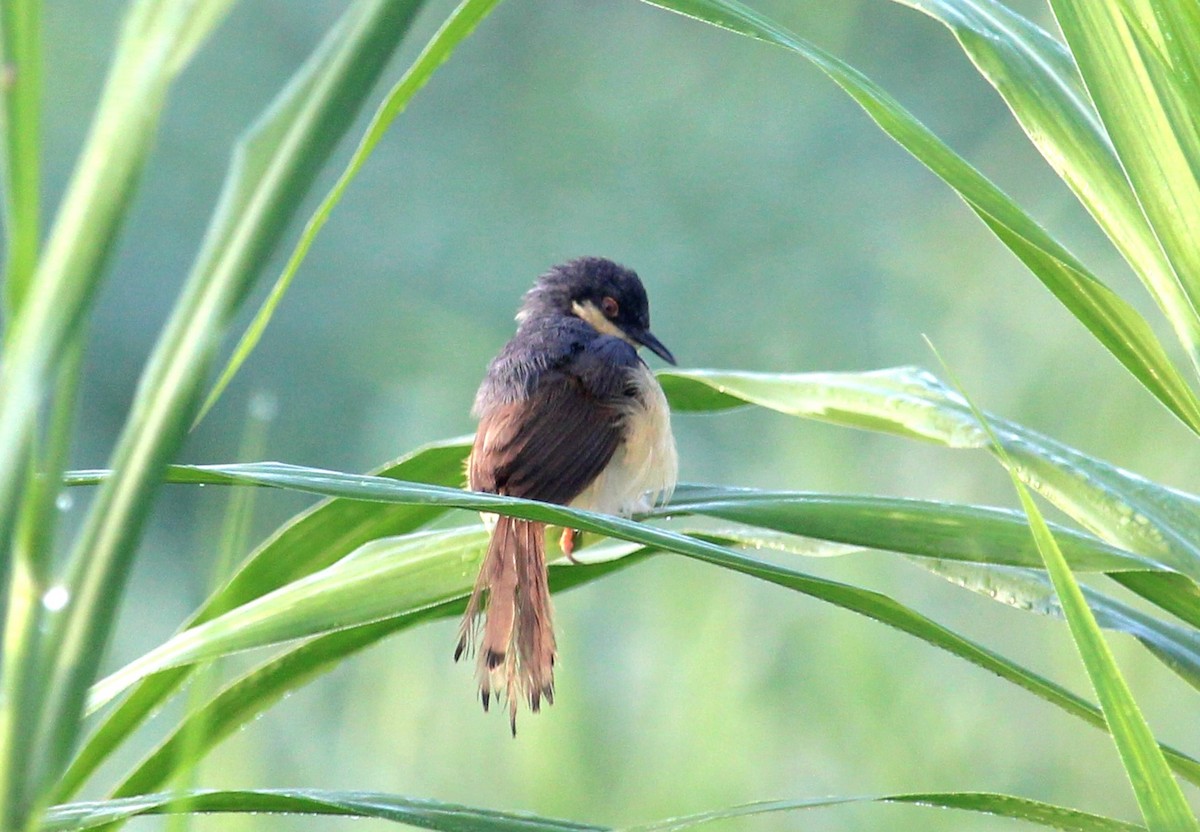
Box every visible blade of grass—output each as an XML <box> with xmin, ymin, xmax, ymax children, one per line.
<box><xmin>659</xmin><ymin>368</ymin><xmax>1200</xmax><ymax>582</ymax></box>
<box><xmin>1049</xmin><ymin>1</ymin><xmax>1200</xmax><ymax>350</ymax></box>
<box><xmin>0</xmin><ymin>0</ymin><xmax>41</xmax><ymax>315</ymax></box>
<box><xmin>891</xmin><ymin>0</ymin><xmax>1200</xmax><ymax>376</ymax></box>
<box><xmin>662</xmin><ymin>485</ymin><xmax>1162</xmax><ymax>572</ymax></box>
<box><xmin>636</xmin><ymin>0</ymin><xmax>1200</xmax><ymax>435</ymax></box>
<box><xmin>0</xmin><ymin>336</ymin><xmax>83</xmax><ymax>830</ymax></box>
<box><xmin>27</xmin><ymin>0</ymin><xmax>426</xmax><ymax>811</ymax></box>
<box><xmin>42</xmin><ymin>789</ymin><xmax>605</xmax><ymax>832</ymax></box>
<box><xmin>88</xmin><ymin>527</ymin><xmax>492</xmax><ymax>709</ymax></box>
<box><xmin>53</xmin><ymin>438</ymin><xmax>471</xmax><ymax>804</ymax></box>
<box><xmin>916</xmin><ymin>559</ymin><xmax>1200</xmax><ymax>693</ymax></box>
<box><xmin>163</xmin><ymin>395</ymin><xmax>271</xmax><ymax>832</ymax></box>
<box><xmin>68</xmin><ymin>476</ymin><xmax>1200</xmax><ymax>787</ymax></box>
<box><xmin>106</xmin><ymin>551</ymin><xmax>644</xmax><ymax>800</ymax></box>
<box><xmin>0</xmin><ymin>3</ymin><xmax>242</xmax><ymax>824</ymax></box>
<box><xmin>937</xmin><ymin>345</ymin><xmax>1199</xmax><ymax>831</ymax></box>
<box><xmin>0</xmin><ymin>0</ymin><xmax>234</xmax><ymax>596</ymax></box>
<box><xmin>625</xmin><ymin>794</ymin><xmax>1145</xmax><ymax>832</ymax></box>
<box><xmin>64</xmin><ymin>453</ymin><xmax>1200</xmax><ymax>646</ymax></box>
<box><xmin>194</xmin><ymin>0</ymin><xmax>505</xmax><ymax>425</ymax></box>
<box><xmin>39</xmin><ymin>788</ymin><xmax>1146</xmax><ymax>832</ymax></box>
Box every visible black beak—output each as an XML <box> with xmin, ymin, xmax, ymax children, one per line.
<box><xmin>634</xmin><ymin>329</ymin><xmax>676</xmax><ymax>365</ymax></box>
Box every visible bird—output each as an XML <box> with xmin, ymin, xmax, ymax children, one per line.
<box><xmin>456</xmin><ymin>256</ymin><xmax>678</xmax><ymax>733</ymax></box>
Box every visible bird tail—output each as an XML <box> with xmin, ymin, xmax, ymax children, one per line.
<box><xmin>455</xmin><ymin>515</ymin><xmax>556</xmax><ymax>733</ymax></box>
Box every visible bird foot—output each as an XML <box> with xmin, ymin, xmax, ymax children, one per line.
<box><xmin>560</xmin><ymin>528</ymin><xmax>579</xmax><ymax>564</ymax></box>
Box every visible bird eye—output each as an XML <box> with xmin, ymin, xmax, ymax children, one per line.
<box><xmin>601</xmin><ymin>296</ymin><xmax>619</xmax><ymax>318</ymax></box>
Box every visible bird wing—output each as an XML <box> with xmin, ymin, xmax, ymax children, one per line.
<box><xmin>469</xmin><ymin>368</ymin><xmax>626</xmax><ymax>505</ymax></box>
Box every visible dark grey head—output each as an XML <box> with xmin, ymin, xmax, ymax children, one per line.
<box><xmin>518</xmin><ymin>256</ymin><xmax>675</xmax><ymax>364</ymax></box>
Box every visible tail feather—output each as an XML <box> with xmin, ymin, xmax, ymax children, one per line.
<box><xmin>455</xmin><ymin>515</ymin><xmax>557</xmax><ymax>733</ymax></box>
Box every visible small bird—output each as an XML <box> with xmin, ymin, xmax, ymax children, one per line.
<box><xmin>457</xmin><ymin>256</ymin><xmax>678</xmax><ymax>733</ymax></box>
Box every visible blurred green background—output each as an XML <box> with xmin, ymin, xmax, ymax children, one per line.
<box><xmin>40</xmin><ymin>0</ymin><xmax>1200</xmax><ymax>829</ymax></box>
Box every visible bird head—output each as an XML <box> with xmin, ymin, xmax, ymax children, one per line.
<box><xmin>518</xmin><ymin>256</ymin><xmax>676</xmax><ymax>364</ymax></box>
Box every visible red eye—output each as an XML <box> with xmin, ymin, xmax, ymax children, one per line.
<box><xmin>601</xmin><ymin>296</ymin><xmax>619</xmax><ymax>318</ymax></box>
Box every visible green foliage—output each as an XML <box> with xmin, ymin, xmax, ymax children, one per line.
<box><xmin>4</xmin><ymin>0</ymin><xmax>1200</xmax><ymax>830</ymax></box>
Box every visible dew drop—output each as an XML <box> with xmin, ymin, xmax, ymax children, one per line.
<box><xmin>42</xmin><ymin>585</ymin><xmax>70</xmax><ymax>612</ymax></box>
<box><xmin>55</xmin><ymin>492</ymin><xmax>74</xmax><ymax>512</ymax></box>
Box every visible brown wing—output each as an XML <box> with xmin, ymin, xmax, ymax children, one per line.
<box><xmin>469</xmin><ymin>371</ymin><xmax>623</xmax><ymax>505</ymax></box>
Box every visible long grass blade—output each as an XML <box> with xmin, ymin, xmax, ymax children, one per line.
<box><xmin>66</xmin><ymin>473</ymin><xmax>1200</xmax><ymax>787</ymax></box>
<box><xmin>26</xmin><ymin>0</ymin><xmax>426</xmax><ymax>811</ymax></box>
<box><xmin>635</xmin><ymin>0</ymin><xmax>1200</xmax><ymax>434</ymax></box>
<box><xmin>0</xmin><ymin>0</ymin><xmax>231</xmax><ymax>574</ymax></box>
<box><xmin>625</xmin><ymin>794</ymin><xmax>1144</xmax><ymax>832</ymax></box>
<box><xmin>41</xmin><ymin>789</ymin><xmax>604</xmax><ymax>832</ymax></box>
<box><xmin>0</xmin><ymin>0</ymin><xmax>41</xmax><ymax>315</ymax></box>
<box><xmin>53</xmin><ymin>438</ymin><xmax>471</xmax><ymax>804</ymax></box>
<box><xmin>39</xmin><ymin>788</ymin><xmax>1144</xmax><ymax>832</ymax></box>
<box><xmin>0</xmin><ymin>337</ymin><xmax>82</xmax><ymax>829</ymax></box>
<box><xmin>106</xmin><ymin>552</ymin><xmax>642</xmax><ymax>799</ymax></box>
<box><xmin>64</xmin><ymin>465</ymin><xmax>1200</xmax><ymax>717</ymax></box>
<box><xmin>195</xmin><ymin>0</ymin><xmax>505</xmax><ymax>425</ymax></box>
<box><xmin>892</xmin><ymin>0</ymin><xmax>1200</xmax><ymax>375</ymax></box>
<box><xmin>1049</xmin><ymin>1</ymin><xmax>1200</xmax><ymax>359</ymax></box>
<box><xmin>659</xmin><ymin>368</ymin><xmax>1200</xmax><ymax>581</ymax></box>
<box><xmin>917</xmin><ymin>560</ymin><xmax>1200</xmax><ymax>693</ymax></box>
<box><xmin>946</xmin><ymin>358</ymin><xmax>1199</xmax><ymax>830</ymax></box>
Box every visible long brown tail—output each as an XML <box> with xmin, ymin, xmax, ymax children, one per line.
<box><xmin>455</xmin><ymin>516</ymin><xmax>556</xmax><ymax>733</ymax></box>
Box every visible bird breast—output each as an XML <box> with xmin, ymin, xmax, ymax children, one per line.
<box><xmin>571</xmin><ymin>363</ymin><xmax>677</xmax><ymax>517</ymax></box>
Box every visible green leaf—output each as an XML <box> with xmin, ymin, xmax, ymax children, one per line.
<box><xmin>636</xmin><ymin>0</ymin><xmax>1200</xmax><ymax>434</ymax></box>
<box><xmin>0</xmin><ymin>0</ymin><xmax>241</xmax><ymax>574</ymax></box>
<box><xmin>1049</xmin><ymin>1</ymin><xmax>1200</xmax><ymax>357</ymax></box>
<box><xmin>54</xmin><ymin>438</ymin><xmax>470</xmax><ymax>803</ymax></box>
<box><xmin>626</xmin><ymin>793</ymin><xmax>1145</xmax><ymax>832</ymax></box>
<box><xmin>28</xmin><ymin>0</ymin><xmax>427</xmax><ymax>809</ymax></box>
<box><xmin>0</xmin><ymin>1</ymin><xmax>244</xmax><ymax>823</ymax></box>
<box><xmin>892</xmin><ymin>0</ymin><xmax>1200</xmax><ymax>376</ymax></box>
<box><xmin>0</xmin><ymin>0</ymin><xmax>42</xmax><ymax>315</ymax></box>
<box><xmin>107</xmin><ymin>552</ymin><xmax>644</xmax><ymax>799</ymax></box>
<box><xmin>950</xmin><ymin>362</ymin><xmax>1199</xmax><ymax>830</ymax></box>
<box><xmin>66</xmin><ymin>467</ymin><xmax>1200</xmax><ymax>787</ymax></box>
<box><xmin>41</xmin><ymin>789</ymin><xmax>604</xmax><ymax>832</ymax></box>
<box><xmin>660</xmin><ymin>368</ymin><xmax>1200</xmax><ymax>582</ymax></box>
<box><xmin>90</xmin><ymin>527</ymin><xmax>491</xmax><ymax>711</ymax></box>
<box><xmin>665</xmin><ymin>485</ymin><xmax>1161</xmax><ymax>573</ymax></box>
<box><xmin>918</xmin><ymin>560</ymin><xmax>1200</xmax><ymax>694</ymax></box>
<box><xmin>195</xmin><ymin>0</ymin><xmax>505</xmax><ymax>425</ymax></box>
<box><xmin>38</xmin><ymin>788</ymin><xmax>1146</xmax><ymax>832</ymax></box>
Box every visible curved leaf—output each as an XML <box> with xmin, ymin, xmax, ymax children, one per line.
<box><xmin>923</xmin><ymin>560</ymin><xmax>1200</xmax><ymax>694</ymax></box>
<box><xmin>660</xmin><ymin>368</ymin><xmax>1200</xmax><ymax>583</ymax></box>
<box><xmin>42</xmin><ymin>789</ymin><xmax>603</xmax><ymax>832</ymax></box>
<box><xmin>70</xmin><ymin>474</ymin><xmax>1200</xmax><ymax>786</ymax></box>
<box><xmin>665</xmin><ymin>485</ymin><xmax>1160</xmax><ymax>572</ymax></box>
<box><xmin>1050</xmin><ymin>1</ymin><xmax>1200</xmax><ymax>349</ymax></box>
<box><xmin>626</xmin><ymin>793</ymin><xmax>1144</xmax><ymax>832</ymax></box>
<box><xmin>196</xmin><ymin>0</ymin><xmax>505</xmax><ymax>424</ymax></box>
<box><xmin>892</xmin><ymin>0</ymin><xmax>1200</xmax><ymax>375</ymax></box>
<box><xmin>963</xmin><ymin>371</ymin><xmax>1199</xmax><ymax>831</ymax></box>
<box><xmin>637</xmin><ymin>0</ymin><xmax>1200</xmax><ymax>434</ymax></box>
<box><xmin>106</xmin><ymin>550</ymin><xmax>646</xmax><ymax>799</ymax></box>
<box><xmin>88</xmin><ymin>527</ymin><xmax>490</xmax><ymax>711</ymax></box>
<box><xmin>40</xmin><ymin>788</ymin><xmax>1145</xmax><ymax>832</ymax></box>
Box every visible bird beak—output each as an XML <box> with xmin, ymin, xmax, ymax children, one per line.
<box><xmin>634</xmin><ymin>329</ymin><xmax>676</xmax><ymax>365</ymax></box>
